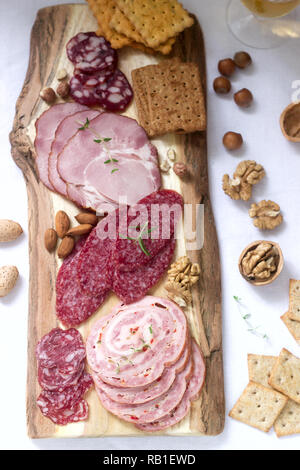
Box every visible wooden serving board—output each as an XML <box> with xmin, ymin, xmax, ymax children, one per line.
<box><xmin>10</xmin><ymin>4</ymin><xmax>224</xmax><ymax>438</ymax></box>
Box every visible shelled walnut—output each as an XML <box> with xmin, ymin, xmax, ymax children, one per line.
<box><xmin>239</xmin><ymin>241</ymin><xmax>283</xmax><ymax>285</ymax></box>
<box><xmin>249</xmin><ymin>200</ymin><xmax>283</xmax><ymax>230</ymax></box>
<box><xmin>165</xmin><ymin>256</ymin><xmax>200</xmax><ymax>307</ymax></box>
<box><xmin>223</xmin><ymin>160</ymin><xmax>265</xmax><ymax>201</ymax></box>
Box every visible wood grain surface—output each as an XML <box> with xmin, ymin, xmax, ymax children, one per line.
<box><xmin>10</xmin><ymin>3</ymin><xmax>224</xmax><ymax>438</ymax></box>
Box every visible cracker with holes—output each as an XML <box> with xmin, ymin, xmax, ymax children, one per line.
<box><xmin>288</xmin><ymin>279</ymin><xmax>300</xmax><ymax>322</ymax></box>
<box><xmin>274</xmin><ymin>399</ymin><xmax>300</xmax><ymax>437</ymax></box>
<box><xmin>281</xmin><ymin>312</ymin><xmax>300</xmax><ymax>345</ymax></box>
<box><xmin>229</xmin><ymin>381</ymin><xmax>288</xmax><ymax>432</ymax></box>
<box><xmin>247</xmin><ymin>354</ymin><xmax>277</xmax><ymax>389</ymax></box>
<box><xmin>115</xmin><ymin>0</ymin><xmax>194</xmax><ymax>48</ymax></box>
<box><xmin>269</xmin><ymin>348</ymin><xmax>300</xmax><ymax>404</ymax></box>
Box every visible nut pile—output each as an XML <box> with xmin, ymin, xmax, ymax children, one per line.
<box><xmin>39</xmin><ymin>69</ymin><xmax>70</xmax><ymax>105</ymax></box>
<box><xmin>240</xmin><ymin>242</ymin><xmax>281</xmax><ymax>283</ymax></box>
<box><xmin>223</xmin><ymin>160</ymin><xmax>265</xmax><ymax>201</ymax></box>
<box><xmin>165</xmin><ymin>256</ymin><xmax>200</xmax><ymax>307</ymax></box>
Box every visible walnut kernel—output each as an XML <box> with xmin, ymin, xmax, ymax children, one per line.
<box><xmin>240</xmin><ymin>242</ymin><xmax>280</xmax><ymax>283</ymax></box>
<box><xmin>165</xmin><ymin>257</ymin><xmax>200</xmax><ymax>306</ymax></box>
<box><xmin>223</xmin><ymin>160</ymin><xmax>265</xmax><ymax>201</ymax></box>
<box><xmin>249</xmin><ymin>200</ymin><xmax>283</xmax><ymax>230</ymax></box>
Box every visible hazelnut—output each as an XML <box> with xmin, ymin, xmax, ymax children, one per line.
<box><xmin>223</xmin><ymin>132</ymin><xmax>243</xmax><ymax>151</ymax></box>
<box><xmin>218</xmin><ymin>58</ymin><xmax>235</xmax><ymax>77</ymax></box>
<box><xmin>40</xmin><ymin>87</ymin><xmax>56</xmax><ymax>104</ymax></box>
<box><xmin>213</xmin><ymin>76</ymin><xmax>231</xmax><ymax>94</ymax></box>
<box><xmin>57</xmin><ymin>81</ymin><xmax>70</xmax><ymax>99</ymax></box>
<box><xmin>173</xmin><ymin>162</ymin><xmax>187</xmax><ymax>178</ymax></box>
<box><xmin>234</xmin><ymin>88</ymin><xmax>253</xmax><ymax>108</ymax></box>
<box><xmin>234</xmin><ymin>51</ymin><xmax>252</xmax><ymax>69</ymax></box>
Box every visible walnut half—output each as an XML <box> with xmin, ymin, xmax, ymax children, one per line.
<box><xmin>249</xmin><ymin>200</ymin><xmax>283</xmax><ymax>230</ymax></box>
<box><xmin>239</xmin><ymin>241</ymin><xmax>283</xmax><ymax>284</ymax></box>
<box><xmin>223</xmin><ymin>160</ymin><xmax>265</xmax><ymax>201</ymax></box>
<box><xmin>165</xmin><ymin>256</ymin><xmax>200</xmax><ymax>307</ymax></box>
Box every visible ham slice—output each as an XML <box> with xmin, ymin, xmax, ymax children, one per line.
<box><xmin>34</xmin><ymin>102</ymin><xmax>87</xmax><ymax>190</ymax></box>
<box><xmin>57</xmin><ymin>113</ymin><xmax>161</xmax><ymax>212</ymax></box>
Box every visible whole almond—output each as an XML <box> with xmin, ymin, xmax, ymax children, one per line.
<box><xmin>66</xmin><ymin>224</ymin><xmax>93</xmax><ymax>237</ymax></box>
<box><xmin>75</xmin><ymin>213</ymin><xmax>98</xmax><ymax>226</ymax></box>
<box><xmin>44</xmin><ymin>228</ymin><xmax>58</xmax><ymax>253</ymax></box>
<box><xmin>0</xmin><ymin>265</ymin><xmax>19</xmax><ymax>297</ymax></box>
<box><xmin>0</xmin><ymin>219</ymin><xmax>23</xmax><ymax>242</ymax></box>
<box><xmin>57</xmin><ymin>236</ymin><xmax>75</xmax><ymax>259</ymax></box>
<box><xmin>55</xmin><ymin>211</ymin><xmax>70</xmax><ymax>238</ymax></box>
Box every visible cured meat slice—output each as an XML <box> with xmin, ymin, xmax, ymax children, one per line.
<box><xmin>37</xmin><ymin>361</ymin><xmax>84</xmax><ymax>392</ymax></box>
<box><xmin>34</xmin><ymin>102</ymin><xmax>87</xmax><ymax>190</ymax></box>
<box><xmin>92</xmin><ymin>336</ymin><xmax>191</xmax><ymax>404</ymax></box>
<box><xmin>70</xmin><ymin>75</ymin><xmax>103</xmax><ymax>107</ymax></box>
<box><xmin>112</xmin><ymin>238</ymin><xmax>176</xmax><ymax>304</ymax></box>
<box><xmin>66</xmin><ymin>32</ymin><xmax>117</xmax><ymax>74</ymax></box>
<box><xmin>37</xmin><ymin>398</ymin><xmax>89</xmax><ymax>426</ymax></box>
<box><xmin>136</xmin><ymin>341</ymin><xmax>206</xmax><ymax>432</ymax></box>
<box><xmin>96</xmin><ymin>351</ymin><xmax>193</xmax><ymax>424</ymax></box>
<box><xmin>86</xmin><ymin>296</ymin><xmax>188</xmax><ymax>388</ymax></box>
<box><xmin>49</xmin><ymin>109</ymin><xmax>100</xmax><ymax>196</ymax></box>
<box><xmin>35</xmin><ymin>327</ymin><xmax>85</xmax><ymax>373</ymax></box>
<box><xmin>96</xmin><ymin>69</ymin><xmax>133</xmax><ymax>112</ymax></box>
<box><xmin>57</xmin><ymin>113</ymin><xmax>161</xmax><ymax>211</ymax></box>
<box><xmin>115</xmin><ymin>190</ymin><xmax>183</xmax><ymax>272</ymax></box>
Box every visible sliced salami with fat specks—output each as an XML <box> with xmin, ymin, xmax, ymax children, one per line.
<box><xmin>70</xmin><ymin>75</ymin><xmax>102</xmax><ymax>107</ymax></box>
<box><xmin>96</xmin><ymin>69</ymin><xmax>133</xmax><ymax>112</ymax></box>
<box><xmin>136</xmin><ymin>341</ymin><xmax>206</xmax><ymax>432</ymax></box>
<box><xmin>92</xmin><ymin>335</ymin><xmax>191</xmax><ymax>405</ymax></box>
<box><xmin>37</xmin><ymin>398</ymin><xmax>89</xmax><ymax>426</ymax></box>
<box><xmin>86</xmin><ymin>296</ymin><xmax>188</xmax><ymax>388</ymax></box>
<box><xmin>95</xmin><ymin>351</ymin><xmax>193</xmax><ymax>424</ymax></box>
<box><xmin>38</xmin><ymin>361</ymin><xmax>84</xmax><ymax>392</ymax></box>
<box><xmin>66</xmin><ymin>32</ymin><xmax>117</xmax><ymax>74</ymax></box>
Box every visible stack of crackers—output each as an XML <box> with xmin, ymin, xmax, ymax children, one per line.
<box><xmin>229</xmin><ymin>350</ymin><xmax>300</xmax><ymax>437</ymax></box>
<box><xmin>281</xmin><ymin>279</ymin><xmax>300</xmax><ymax>345</ymax></box>
<box><xmin>86</xmin><ymin>0</ymin><xmax>194</xmax><ymax>55</ymax></box>
<box><xmin>132</xmin><ymin>59</ymin><xmax>206</xmax><ymax>137</ymax></box>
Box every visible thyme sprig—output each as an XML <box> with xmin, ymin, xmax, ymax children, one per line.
<box><xmin>233</xmin><ymin>296</ymin><xmax>269</xmax><ymax>340</ymax></box>
<box><xmin>120</xmin><ymin>221</ymin><xmax>155</xmax><ymax>257</ymax></box>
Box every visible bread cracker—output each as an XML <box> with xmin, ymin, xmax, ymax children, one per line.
<box><xmin>115</xmin><ymin>0</ymin><xmax>194</xmax><ymax>48</ymax></box>
<box><xmin>269</xmin><ymin>348</ymin><xmax>300</xmax><ymax>404</ymax></box>
<box><xmin>288</xmin><ymin>279</ymin><xmax>300</xmax><ymax>322</ymax></box>
<box><xmin>247</xmin><ymin>354</ymin><xmax>277</xmax><ymax>389</ymax></box>
<box><xmin>229</xmin><ymin>381</ymin><xmax>288</xmax><ymax>433</ymax></box>
<box><xmin>281</xmin><ymin>312</ymin><xmax>300</xmax><ymax>345</ymax></box>
<box><xmin>274</xmin><ymin>399</ymin><xmax>300</xmax><ymax>437</ymax></box>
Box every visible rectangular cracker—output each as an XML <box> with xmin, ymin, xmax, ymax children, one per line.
<box><xmin>281</xmin><ymin>312</ymin><xmax>300</xmax><ymax>345</ymax></box>
<box><xmin>269</xmin><ymin>348</ymin><xmax>300</xmax><ymax>404</ymax></box>
<box><xmin>229</xmin><ymin>381</ymin><xmax>288</xmax><ymax>433</ymax></box>
<box><xmin>288</xmin><ymin>279</ymin><xmax>300</xmax><ymax>321</ymax></box>
<box><xmin>115</xmin><ymin>0</ymin><xmax>194</xmax><ymax>48</ymax></box>
<box><xmin>247</xmin><ymin>354</ymin><xmax>277</xmax><ymax>389</ymax></box>
<box><xmin>274</xmin><ymin>399</ymin><xmax>300</xmax><ymax>437</ymax></box>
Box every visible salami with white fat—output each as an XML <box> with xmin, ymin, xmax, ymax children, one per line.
<box><xmin>96</xmin><ymin>69</ymin><xmax>133</xmax><ymax>112</ymax></box>
<box><xmin>37</xmin><ymin>398</ymin><xmax>89</xmax><ymax>426</ymax></box>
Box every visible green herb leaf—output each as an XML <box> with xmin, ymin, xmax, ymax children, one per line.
<box><xmin>149</xmin><ymin>325</ymin><xmax>153</xmax><ymax>334</ymax></box>
<box><xmin>104</xmin><ymin>159</ymin><xmax>111</xmax><ymax>164</ymax></box>
<box><xmin>94</xmin><ymin>139</ymin><xmax>102</xmax><ymax>143</ymax></box>
<box><xmin>78</xmin><ymin>117</ymin><xmax>90</xmax><ymax>131</ymax></box>
<box><xmin>103</xmin><ymin>137</ymin><xmax>112</xmax><ymax>142</ymax></box>
<box><xmin>111</xmin><ymin>168</ymin><xmax>119</xmax><ymax>174</ymax></box>
<box><xmin>112</xmin><ymin>158</ymin><xmax>119</xmax><ymax>163</ymax></box>
<box><xmin>138</xmin><ymin>237</ymin><xmax>151</xmax><ymax>257</ymax></box>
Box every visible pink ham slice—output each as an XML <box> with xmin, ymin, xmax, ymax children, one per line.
<box><xmin>95</xmin><ymin>349</ymin><xmax>193</xmax><ymax>424</ymax></box>
<box><xmin>136</xmin><ymin>341</ymin><xmax>206</xmax><ymax>432</ymax></box>
<box><xmin>34</xmin><ymin>102</ymin><xmax>87</xmax><ymax>190</ymax></box>
<box><xmin>92</xmin><ymin>335</ymin><xmax>191</xmax><ymax>404</ymax></box>
<box><xmin>57</xmin><ymin>113</ymin><xmax>161</xmax><ymax>212</ymax></box>
<box><xmin>48</xmin><ymin>109</ymin><xmax>100</xmax><ymax>196</ymax></box>
<box><xmin>86</xmin><ymin>296</ymin><xmax>188</xmax><ymax>388</ymax></box>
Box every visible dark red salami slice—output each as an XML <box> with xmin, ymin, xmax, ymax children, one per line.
<box><xmin>37</xmin><ymin>361</ymin><xmax>84</xmax><ymax>392</ymax></box>
<box><xmin>37</xmin><ymin>398</ymin><xmax>89</xmax><ymax>426</ymax></box>
<box><xmin>70</xmin><ymin>75</ymin><xmax>102</xmax><ymax>107</ymax></box>
<box><xmin>66</xmin><ymin>32</ymin><xmax>117</xmax><ymax>74</ymax></box>
<box><xmin>115</xmin><ymin>190</ymin><xmax>183</xmax><ymax>272</ymax></box>
<box><xmin>112</xmin><ymin>238</ymin><xmax>176</xmax><ymax>304</ymax></box>
<box><xmin>96</xmin><ymin>69</ymin><xmax>133</xmax><ymax>112</ymax></box>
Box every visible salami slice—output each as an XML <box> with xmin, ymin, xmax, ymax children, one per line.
<box><xmin>37</xmin><ymin>398</ymin><xmax>89</xmax><ymax>426</ymax></box>
<box><xmin>86</xmin><ymin>296</ymin><xmax>188</xmax><ymax>388</ymax></box>
<box><xmin>96</xmin><ymin>69</ymin><xmax>133</xmax><ymax>112</ymax></box>
<box><xmin>70</xmin><ymin>75</ymin><xmax>102</xmax><ymax>107</ymax></box>
<box><xmin>95</xmin><ymin>351</ymin><xmax>193</xmax><ymax>424</ymax></box>
<box><xmin>92</xmin><ymin>335</ymin><xmax>191</xmax><ymax>405</ymax></box>
<box><xmin>38</xmin><ymin>361</ymin><xmax>84</xmax><ymax>392</ymax></box>
<box><xmin>66</xmin><ymin>32</ymin><xmax>117</xmax><ymax>74</ymax></box>
<box><xmin>136</xmin><ymin>341</ymin><xmax>206</xmax><ymax>432</ymax></box>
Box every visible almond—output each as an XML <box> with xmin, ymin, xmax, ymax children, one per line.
<box><xmin>75</xmin><ymin>213</ymin><xmax>98</xmax><ymax>226</ymax></box>
<box><xmin>44</xmin><ymin>228</ymin><xmax>58</xmax><ymax>253</ymax></box>
<box><xmin>55</xmin><ymin>211</ymin><xmax>70</xmax><ymax>238</ymax></box>
<box><xmin>57</xmin><ymin>236</ymin><xmax>74</xmax><ymax>259</ymax></box>
<box><xmin>0</xmin><ymin>219</ymin><xmax>23</xmax><ymax>242</ymax></box>
<box><xmin>66</xmin><ymin>224</ymin><xmax>93</xmax><ymax>237</ymax></box>
<box><xmin>0</xmin><ymin>265</ymin><xmax>19</xmax><ymax>297</ymax></box>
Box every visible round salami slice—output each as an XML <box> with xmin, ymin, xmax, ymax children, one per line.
<box><xmin>66</xmin><ymin>32</ymin><xmax>117</xmax><ymax>74</ymax></box>
<box><xmin>37</xmin><ymin>398</ymin><xmax>89</xmax><ymax>426</ymax></box>
<box><xmin>92</xmin><ymin>335</ymin><xmax>191</xmax><ymax>404</ymax></box>
<box><xmin>70</xmin><ymin>75</ymin><xmax>102</xmax><ymax>107</ymax></box>
<box><xmin>136</xmin><ymin>341</ymin><xmax>206</xmax><ymax>432</ymax></box>
<box><xmin>86</xmin><ymin>296</ymin><xmax>188</xmax><ymax>388</ymax></box>
<box><xmin>36</xmin><ymin>328</ymin><xmax>86</xmax><ymax>373</ymax></box>
<box><xmin>95</xmin><ymin>352</ymin><xmax>193</xmax><ymax>424</ymax></box>
<box><xmin>95</xmin><ymin>69</ymin><xmax>133</xmax><ymax>112</ymax></box>
<box><xmin>37</xmin><ymin>361</ymin><xmax>84</xmax><ymax>392</ymax></box>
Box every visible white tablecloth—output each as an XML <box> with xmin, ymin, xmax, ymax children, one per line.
<box><xmin>1</xmin><ymin>0</ymin><xmax>300</xmax><ymax>450</ymax></box>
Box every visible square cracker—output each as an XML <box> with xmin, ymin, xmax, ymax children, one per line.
<box><xmin>269</xmin><ymin>348</ymin><xmax>300</xmax><ymax>404</ymax></box>
<box><xmin>229</xmin><ymin>381</ymin><xmax>288</xmax><ymax>433</ymax></box>
<box><xmin>281</xmin><ymin>312</ymin><xmax>300</xmax><ymax>345</ymax></box>
<box><xmin>247</xmin><ymin>354</ymin><xmax>277</xmax><ymax>389</ymax></box>
<box><xmin>274</xmin><ymin>399</ymin><xmax>300</xmax><ymax>437</ymax></box>
<box><xmin>115</xmin><ymin>0</ymin><xmax>194</xmax><ymax>48</ymax></box>
<box><xmin>288</xmin><ymin>279</ymin><xmax>300</xmax><ymax>321</ymax></box>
